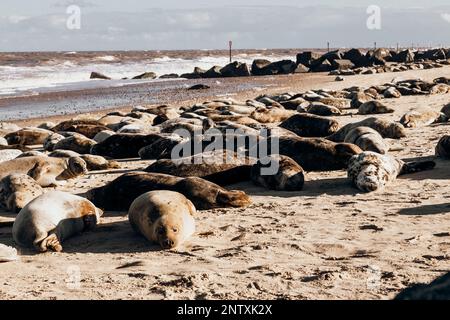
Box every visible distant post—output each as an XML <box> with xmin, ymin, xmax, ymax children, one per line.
<box><xmin>229</xmin><ymin>41</ymin><xmax>233</xmax><ymax>63</ymax></box>
<box><xmin>396</xmin><ymin>43</ymin><xmax>399</xmax><ymax>52</ymax></box>
<box><xmin>327</xmin><ymin>42</ymin><xmax>330</xmax><ymax>53</ymax></box>
<box><xmin>374</xmin><ymin>42</ymin><xmax>377</xmax><ymax>50</ymax></box>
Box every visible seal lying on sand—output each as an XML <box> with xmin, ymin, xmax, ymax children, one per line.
<box><xmin>263</xmin><ymin>136</ymin><xmax>362</xmax><ymax>172</ymax></box>
<box><xmin>0</xmin><ymin>156</ymin><xmax>87</xmax><ymax>187</ymax></box>
<box><xmin>128</xmin><ymin>191</ymin><xmax>196</xmax><ymax>249</ymax></box>
<box><xmin>400</xmin><ymin>108</ymin><xmax>444</xmax><ymax>128</ymax></box>
<box><xmin>251</xmin><ymin>155</ymin><xmax>305</xmax><ymax>191</ymax></box>
<box><xmin>0</xmin><ymin>150</ymin><xmax>22</xmax><ymax>163</ymax></box>
<box><xmin>436</xmin><ymin>135</ymin><xmax>450</xmax><ymax>159</ymax></box>
<box><xmin>395</xmin><ymin>272</ymin><xmax>450</xmax><ymax>300</ymax></box>
<box><xmin>5</xmin><ymin>128</ymin><xmax>53</xmax><ymax>146</ymax></box>
<box><xmin>86</xmin><ymin>172</ymin><xmax>251</xmax><ymax>211</ymax></box>
<box><xmin>12</xmin><ymin>191</ymin><xmax>102</xmax><ymax>252</ymax></box>
<box><xmin>91</xmin><ymin>134</ymin><xmax>164</xmax><ymax>159</ymax></box>
<box><xmin>358</xmin><ymin>101</ymin><xmax>394</xmax><ymax>115</ymax></box>
<box><xmin>280</xmin><ymin>113</ymin><xmax>339</xmax><ymax>137</ymax></box>
<box><xmin>348</xmin><ymin>151</ymin><xmax>436</xmax><ymax>192</ymax></box>
<box><xmin>327</xmin><ymin>117</ymin><xmax>407</xmax><ymax>142</ymax></box>
<box><xmin>145</xmin><ymin>151</ymin><xmax>254</xmax><ymax>185</ymax></box>
<box><xmin>344</xmin><ymin>127</ymin><xmax>389</xmax><ymax>154</ymax></box>
<box><xmin>0</xmin><ymin>174</ymin><xmax>44</xmax><ymax>213</ymax></box>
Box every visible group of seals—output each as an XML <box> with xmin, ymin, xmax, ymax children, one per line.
<box><xmin>0</xmin><ymin>174</ymin><xmax>44</xmax><ymax>213</ymax></box>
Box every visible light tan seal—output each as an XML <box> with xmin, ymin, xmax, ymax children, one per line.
<box><xmin>400</xmin><ymin>108</ymin><xmax>444</xmax><ymax>128</ymax></box>
<box><xmin>128</xmin><ymin>191</ymin><xmax>196</xmax><ymax>249</ymax></box>
<box><xmin>358</xmin><ymin>101</ymin><xmax>394</xmax><ymax>115</ymax></box>
<box><xmin>344</xmin><ymin>126</ymin><xmax>389</xmax><ymax>154</ymax></box>
<box><xmin>0</xmin><ymin>156</ymin><xmax>87</xmax><ymax>187</ymax></box>
<box><xmin>0</xmin><ymin>174</ymin><xmax>44</xmax><ymax>213</ymax></box>
<box><xmin>12</xmin><ymin>191</ymin><xmax>103</xmax><ymax>252</ymax></box>
<box><xmin>53</xmin><ymin>135</ymin><xmax>97</xmax><ymax>154</ymax></box>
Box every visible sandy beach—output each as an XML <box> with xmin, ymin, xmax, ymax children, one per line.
<box><xmin>0</xmin><ymin>66</ymin><xmax>449</xmax><ymax>300</ymax></box>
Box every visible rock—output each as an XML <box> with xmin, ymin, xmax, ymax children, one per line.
<box><xmin>392</xmin><ymin>49</ymin><xmax>415</xmax><ymax>63</ymax></box>
<box><xmin>343</xmin><ymin>48</ymin><xmax>368</xmax><ymax>67</ymax></box>
<box><xmin>296</xmin><ymin>51</ymin><xmax>322</xmax><ymax>68</ymax></box>
<box><xmin>90</xmin><ymin>72</ymin><xmax>111</xmax><ymax>80</ymax></box>
<box><xmin>366</xmin><ymin>48</ymin><xmax>391</xmax><ymax>65</ymax></box>
<box><xmin>310</xmin><ymin>59</ymin><xmax>333</xmax><ymax>72</ymax></box>
<box><xmin>332</xmin><ymin>59</ymin><xmax>355</xmax><ymax>71</ymax></box>
<box><xmin>251</xmin><ymin>59</ymin><xmax>272</xmax><ymax>75</ymax></box>
<box><xmin>294</xmin><ymin>63</ymin><xmax>309</xmax><ymax>73</ymax></box>
<box><xmin>159</xmin><ymin>73</ymin><xmax>179</xmax><ymax>79</ymax></box>
<box><xmin>203</xmin><ymin>66</ymin><xmax>222</xmax><ymax>78</ymax></box>
<box><xmin>188</xmin><ymin>84</ymin><xmax>210</xmax><ymax>90</ymax></box>
<box><xmin>132</xmin><ymin>72</ymin><xmax>157</xmax><ymax>80</ymax></box>
<box><xmin>220</xmin><ymin>62</ymin><xmax>251</xmax><ymax>77</ymax></box>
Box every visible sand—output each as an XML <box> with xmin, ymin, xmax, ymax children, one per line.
<box><xmin>0</xmin><ymin>68</ymin><xmax>449</xmax><ymax>300</ymax></box>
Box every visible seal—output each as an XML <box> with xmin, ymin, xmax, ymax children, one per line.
<box><xmin>327</xmin><ymin>117</ymin><xmax>407</xmax><ymax>142</ymax></box>
<box><xmin>280</xmin><ymin>113</ymin><xmax>339</xmax><ymax>137</ymax></box>
<box><xmin>139</xmin><ymin>134</ymin><xmax>187</xmax><ymax>160</ymax></box>
<box><xmin>91</xmin><ymin>133</ymin><xmax>164</xmax><ymax>159</ymax></box>
<box><xmin>12</xmin><ymin>191</ymin><xmax>103</xmax><ymax>252</ymax></box>
<box><xmin>306</xmin><ymin>103</ymin><xmax>342</xmax><ymax>116</ymax></box>
<box><xmin>0</xmin><ymin>137</ymin><xmax>7</xmax><ymax>146</ymax></box>
<box><xmin>52</xmin><ymin>120</ymin><xmax>109</xmax><ymax>139</ymax></box>
<box><xmin>400</xmin><ymin>108</ymin><xmax>443</xmax><ymax>128</ymax></box>
<box><xmin>86</xmin><ymin>172</ymin><xmax>251</xmax><ymax>211</ymax></box>
<box><xmin>0</xmin><ymin>156</ymin><xmax>87</xmax><ymax>187</ymax></box>
<box><xmin>358</xmin><ymin>101</ymin><xmax>394</xmax><ymax>115</ymax></box>
<box><xmin>53</xmin><ymin>135</ymin><xmax>97</xmax><ymax>154</ymax></box>
<box><xmin>145</xmin><ymin>150</ymin><xmax>254</xmax><ymax>185</ymax></box>
<box><xmin>436</xmin><ymin>135</ymin><xmax>450</xmax><ymax>158</ymax></box>
<box><xmin>348</xmin><ymin>151</ymin><xmax>436</xmax><ymax>192</ymax></box>
<box><xmin>5</xmin><ymin>128</ymin><xmax>53</xmax><ymax>146</ymax></box>
<box><xmin>0</xmin><ymin>149</ymin><xmax>22</xmax><ymax>164</ymax></box>
<box><xmin>395</xmin><ymin>272</ymin><xmax>450</xmax><ymax>300</ymax></box>
<box><xmin>344</xmin><ymin>126</ymin><xmax>389</xmax><ymax>154</ymax></box>
<box><xmin>0</xmin><ymin>174</ymin><xmax>44</xmax><ymax>213</ymax></box>
<box><xmin>128</xmin><ymin>191</ymin><xmax>196</xmax><ymax>249</ymax></box>
<box><xmin>49</xmin><ymin>151</ymin><xmax>120</xmax><ymax>171</ymax></box>
<box><xmin>251</xmin><ymin>155</ymin><xmax>305</xmax><ymax>191</ymax></box>
<box><xmin>250</xmin><ymin>106</ymin><xmax>296</xmax><ymax>123</ymax></box>
<box><xmin>264</xmin><ymin>136</ymin><xmax>362</xmax><ymax>171</ymax></box>
<box><xmin>43</xmin><ymin>133</ymin><xmax>65</xmax><ymax>151</ymax></box>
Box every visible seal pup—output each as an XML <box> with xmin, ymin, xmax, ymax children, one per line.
<box><xmin>251</xmin><ymin>155</ymin><xmax>305</xmax><ymax>191</ymax></box>
<box><xmin>436</xmin><ymin>135</ymin><xmax>450</xmax><ymax>159</ymax></box>
<box><xmin>358</xmin><ymin>101</ymin><xmax>394</xmax><ymax>115</ymax></box>
<box><xmin>86</xmin><ymin>172</ymin><xmax>251</xmax><ymax>211</ymax></box>
<box><xmin>400</xmin><ymin>108</ymin><xmax>444</xmax><ymax>128</ymax></box>
<box><xmin>48</xmin><ymin>150</ymin><xmax>120</xmax><ymax>171</ymax></box>
<box><xmin>328</xmin><ymin>117</ymin><xmax>406</xmax><ymax>142</ymax></box>
<box><xmin>0</xmin><ymin>156</ymin><xmax>87</xmax><ymax>187</ymax></box>
<box><xmin>5</xmin><ymin>128</ymin><xmax>53</xmax><ymax>145</ymax></box>
<box><xmin>348</xmin><ymin>151</ymin><xmax>436</xmax><ymax>192</ymax></box>
<box><xmin>263</xmin><ymin>136</ymin><xmax>362</xmax><ymax>172</ymax></box>
<box><xmin>12</xmin><ymin>191</ymin><xmax>103</xmax><ymax>252</ymax></box>
<box><xmin>0</xmin><ymin>174</ymin><xmax>44</xmax><ymax>213</ymax></box>
<box><xmin>128</xmin><ymin>191</ymin><xmax>196</xmax><ymax>249</ymax></box>
<box><xmin>344</xmin><ymin>127</ymin><xmax>389</xmax><ymax>154</ymax></box>
<box><xmin>280</xmin><ymin>113</ymin><xmax>339</xmax><ymax>137</ymax></box>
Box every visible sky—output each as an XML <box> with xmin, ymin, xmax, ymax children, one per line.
<box><xmin>1</xmin><ymin>0</ymin><xmax>450</xmax><ymax>51</ymax></box>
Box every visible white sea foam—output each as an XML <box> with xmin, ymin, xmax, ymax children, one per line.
<box><xmin>0</xmin><ymin>53</ymin><xmax>294</xmax><ymax>96</ymax></box>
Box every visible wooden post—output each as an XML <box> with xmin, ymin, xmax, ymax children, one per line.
<box><xmin>374</xmin><ymin>42</ymin><xmax>377</xmax><ymax>50</ymax></box>
<box><xmin>327</xmin><ymin>42</ymin><xmax>330</xmax><ymax>53</ymax></box>
<box><xmin>229</xmin><ymin>41</ymin><xmax>232</xmax><ymax>63</ymax></box>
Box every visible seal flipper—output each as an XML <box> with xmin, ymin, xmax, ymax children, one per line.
<box><xmin>400</xmin><ymin>161</ymin><xmax>436</xmax><ymax>175</ymax></box>
<box><xmin>40</xmin><ymin>233</ymin><xmax>63</xmax><ymax>252</ymax></box>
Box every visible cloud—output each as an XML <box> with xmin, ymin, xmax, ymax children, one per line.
<box><xmin>441</xmin><ymin>12</ymin><xmax>450</xmax><ymax>23</ymax></box>
<box><xmin>1</xmin><ymin>5</ymin><xmax>450</xmax><ymax>51</ymax></box>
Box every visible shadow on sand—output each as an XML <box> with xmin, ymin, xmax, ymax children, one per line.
<box><xmin>398</xmin><ymin>203</ymin><xmax>450</xmax><ymax>216</ymax></box>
